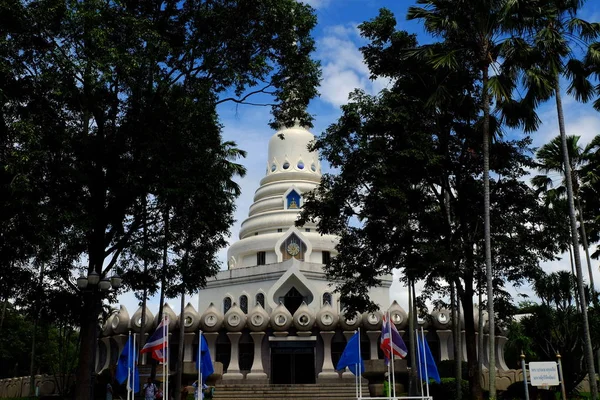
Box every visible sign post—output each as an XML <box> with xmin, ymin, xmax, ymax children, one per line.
<box><xmin>556</xmin><ymin>354</ymin><xmax>567</xmax><ymax>400</ymax></box>
<box><xmin>520</xmin><ymin>353</ymin><xmax>529</xmax><ymax>400</ymax></box>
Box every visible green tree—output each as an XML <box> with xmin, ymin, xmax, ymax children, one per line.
<box><xmin>405</xmin><ymin>2</ymin><xmax>552</xmax><ymax>396</ymax></box>
<box><xmin>298</xmin><ymin>9</ymin><xmax>561</xmax><ymax>399</ymax></box>
<box><xmin>1</xmin><ymin>1</ymin><xmax>320</xmax><ymax>398</ymax></box>
<box><xmin>519</xmin><ymin>3</ymin><xmax>600</xmax><ymax>396</ymax></box>
<box><xmin>532</xmin><ymin>135</ymin><xmax>599</xmax><ymax>299</ymax></box>
<box><xmin>519</xmin><ymin>271</ymin><xmax>600</xmax><ymax>396</ymax></box>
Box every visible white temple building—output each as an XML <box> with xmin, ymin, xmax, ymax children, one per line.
<box><xmin>196</xmin><ymin>122</ymin><xmax>393</xmax><ymax>384</ymax></box>
<box><xmin>85</xmin><ymin>122</ymin><xmax>515</xmax><ymax>399</ymax></box>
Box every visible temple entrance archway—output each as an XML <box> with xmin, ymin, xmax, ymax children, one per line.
<box><xmin>270</xmin><ymin>341</ymin><xmax>316</xmax><ymax>384</ymax></box>
<box><xmin>281</xmin><ymin>286</ymin><xmax>305</xmax><ymax>315</ymax></box>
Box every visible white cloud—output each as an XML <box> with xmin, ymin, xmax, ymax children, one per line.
<box><xmin>317</xmin><ymin>24</ymin><xmax>392</xmax><ymax>108</ymax></box>
<box><xmin>299</xmin><ymin>0</ymin><xmax>332</xmax><ymax>9</ymax></box>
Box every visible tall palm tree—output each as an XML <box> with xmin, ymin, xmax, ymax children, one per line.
<box><xmin>522</xmin><ymin>2</ymin><xmax>600</xmax><ymax>396</ymax></box>
<box><xmin>533</xmin><ymin>135</ymin><xmax>596</xmax><ymax>298</ymax></box>
<box><xmin>581</xmin><ymin>135</ymin><xmax>600</xmax><ymax>259</ymax></box>
<box><xmin>407</xmin><ymin>2</ymin><xmax>544</xmax><ymax>398</ymax></box>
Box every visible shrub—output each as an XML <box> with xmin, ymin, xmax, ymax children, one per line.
<box><xmin>437</xmin><ymin>360</ymin><xmax>469</xmax><ymax>380</ymax></box>
<box><xmin>429</xmin><ymin>377</ymin><xmax>470</xmax><ymax>400</ymax></box>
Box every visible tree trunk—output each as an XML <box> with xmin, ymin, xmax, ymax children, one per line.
<box><xmin>577</xmin><ymin>199</ymin><xmax>596</xmax><ymax>301</ymax></box>
<box><xmin>459</xmin><ymin>272</ymin><xmax>483</xmax><ymax>400</ymax></box>
<box><xmin>408</xmin><ymin>280</ymin><xmax>417</xmax><ymax>396</ymax></box>
<box><xmin>29</xmin><ymin>262</ymin><xmax>44</xmax><ymax>396</ymax></box>
<box><xmin>555</xmin><ymin>84</ymin><xmax>598</xmax><ymax>399</ymax></box>
<box><xmin>411</xmin><ymin>282</ymin><xmax>422</xmax><ymax>396</ymax></box>
<box><xmin>152</xmin><ymin>206</ymin><xmax>169</xmax><ymax>381</ymax></box>
<box><xmin>478</xmin><ymin>282</ymin><xmax>484</xmax><ymax>388</ymax></box>
<box><xmin>175</xmin><ymin>289</ymin><xmax>186</xmax><ymax>400</ymax></box>
<box><xmin>451</xmin><ymin>282</ymin><xmax>461</xmax><ymax>397</ymax></box>
<box><xmin>456</xmin><ymin>288</ymin><xmax>462</xmax><ymax>396</ymax></box>
<box><xmin>74</xmin><ymin>292</ymin><xmax>100</xmax><ymax>400</ymax></box>
<box><xmin>568</xmin><ymin>244</ymin><xmax>581</xmax><ymax>312</ymax></box>
<box><xmin>482</xmin><ymin>63</ymin><xmax>496</xmax><ymax>400</ymax></box>
<box><xmin>0</xmin><ymin>295</ymin><xmax>7</xmax><ymax>334</ymax></box>
<box><xmin>140</xmin><ymin>198</ymin><xmax>149</xmax><ymax>363</ymax></box>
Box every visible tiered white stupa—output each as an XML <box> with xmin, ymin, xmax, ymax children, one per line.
<box><xmin>196</xmin><ymin>122</ymin><xmax>394</xmax><ymax>383</ymax></box>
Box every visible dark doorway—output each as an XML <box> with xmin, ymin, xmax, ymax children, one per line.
<box><xmin>282</xmin><ymin>287</ymin><xmax>305</xmax><ymax>315</ymax></box>
<box><xmin>271</xmin><ymin>342</ymin><xmax>315</xmax><ymax>384</ymax></box>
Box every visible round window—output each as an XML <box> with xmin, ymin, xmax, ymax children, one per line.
<box><xmin>311</xmin><ymin>164</ymin><xmax>316</xmax><ymax>172</ymax></box>
<box><xmin>299</xmin><ymin>314</ymin><xmax>310</xmax><ymax>326</ymax></box>
<box><xmin>251</xmin><ymin>314</ymin><xmax>264</xmax><ymax>327</ymax></box>
<box><xmin>184</xmin><ymin>316</ymin><xmax>194</xmax><ymax>327</ymax></box>
<box><xmin>111</xmin><ymin>316</ymin><xmax>120</xmax><ymax>330</ymax></box>
<box><xmin>271</xmin><ymin>164</ymin><xmax>277</xmax><ymax>172</ymax></box>
<box><xmin>205</xmin><ymin>314</ymin><xmax>217</xmax><ymax>327</ymax></box>
<box><xmin>276</xmin><ymin>315</ymin><xmax>287</xmax><ymax>326</ymax></box>
<box><xmin>321</xmin><ymin>314</ymin><xmax>333</xmax><ymax>326</ymax></box>
<box><xmin>297</xmin><ymin>161</ymin><xmax>304</xmax><ymax>169</ymax></box>
<box><xmin>283</xmin><ymin>162</ymin><xmax>290</xmax><ymax>169</ymax></box>
<box><xmin>392</xmin><ymin>313</ymin><xmax>403</xmax><ymax>324</ymax></box>
<box><xmin>367</xmin><ymin>313</ymin><xmax>379</xmax><ymax>324</ymax></box>
<box><xmin>228</xmin><ymin>314</ymin><xmax>240</xmax><ymax>327</ymax></box>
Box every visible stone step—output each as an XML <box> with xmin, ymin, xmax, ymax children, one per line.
<box><xmin>211</xmin><ymin>383</ymin><xmax>362</xmax><ymax>400</ymax></box>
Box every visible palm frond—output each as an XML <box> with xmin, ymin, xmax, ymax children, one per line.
<box><xmin>567</xmin><ymin>18</ymin><xmax>600</xmax><ymax>41</ymax></box>
<box><xmin>565</xmin><ymin>58</ymin><xmax>594</xmax><ymax>102</ymax></box>
<box><xmin>429</xmin><ymin>49</ymin><xmax>460</xmax><ymax>70</ymax></box>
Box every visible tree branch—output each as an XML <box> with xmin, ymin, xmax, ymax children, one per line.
<box><xmin>216</xmin><ymin>84</ymin><xmax>275</xmax><ymax>105</ymax></box>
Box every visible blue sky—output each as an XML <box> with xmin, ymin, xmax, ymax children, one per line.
<box><xmin>118</xmin><ymin>0</ymin><xmax>600</xmax><ymax>316</ymax></box>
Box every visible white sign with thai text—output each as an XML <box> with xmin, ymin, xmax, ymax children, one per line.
<box><xmin>529</xmin><ymin>362</ymin><xmax>560</xmax><ymax>386</ymax></box>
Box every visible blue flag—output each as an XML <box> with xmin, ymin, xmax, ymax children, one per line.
<box><xmin>115</xmin><ymin>335</ymin><xmax>140</xmax><ymax>393</ymax></box>
<box><xmin>336</xmin><ymin>332</ymin><xmax>365</xmax><ymax>376</ymax></box>
<box><xmin>417</xmin><ymin>333</ymin><xmax>441</xmax><ymax>384</ymax></box>
<box><xmin>196</xmin><ymin>333</ymin><xmax>214</xmax><ymax>384</ymax></box>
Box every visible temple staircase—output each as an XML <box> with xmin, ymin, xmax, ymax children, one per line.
<box><xmin>211</xmin><ymin>383</ymin><xmax>363</xmax><ymax>400</ymax></box>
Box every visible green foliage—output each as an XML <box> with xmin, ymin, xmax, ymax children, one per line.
<box><xmin>0</xmin><ymin>304</ymin><xmax>78</xmax><ymax>381</ymax></box>
<box><xmin>429</xmin><ymin>377</ymin><xmax>471</xmax><ymax>400</ymax></box>
<box><xmin>437</xmin><ymin>360</ymin><xmax>469</xmax><ymax>381</ymax></box>
<box><xmin>1</xmin><ymin>0</ymin><xmax>320</xmax><ymax>395</ymax></box>
<box><xmin>508</xmin><ymin>271</ymin><xmax>600</xmax><ymax>395</ymax></box>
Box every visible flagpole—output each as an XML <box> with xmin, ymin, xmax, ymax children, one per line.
<box><xmin>357</xmin><ymin>328</ymin><xmax>362</xmax><ymax>399</ymax></box>
<box><xmin>165</xmin><ymin>315</ymin><xmax>169</xmax><ymax>400</ymax></box>
<box><xmin>415</xmin><ymin>328</ymin><xmax>423</xmax><ymax>397</ymax></box>
<box><xmin>198</xmin><ymin>330</ymin><xmax>202</xmax><ymax>400</ymax></box>
<box><xmin>131</xmin><ymin>332</ymin><xmax>136</xmax><ymax>400</ymax></box>
<box><xmin>127</xmin><ymin>330</ymin><xmax>131</xmax><ymax>400</ymax></box>
<box><xmin>388</xmin><ymin>313</ymin><xmax>396</xmax><ymax>399</ymax></box>
<box><xmin>421</xmin><ymin>327</ymin><xmax>430</xmax><ymax>399</ymax></box>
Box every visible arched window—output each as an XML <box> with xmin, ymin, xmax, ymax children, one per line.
<box><xmin>286</xmin><ymin>189</ymin><xmax>301</xmax><ymax>209</ymax></box>
<box><xmin>323</xmin><ymin>292</ymin><xmax>332</xmax><ymax>306</ymax></box>
<box><xmin>280</xmin><ymin>233</ymin><xmax>307</xmax><ymax>261</ymax></box>
<box><xmin>256</xmin><ymin>293</ymin><xmax>265</xmax><ymax>308</ymax></box>
<box><xmin>223</xmin><ymin>297</ymin><xmax>232</xmax><ymax>314</ymax></box>
<box><xmin>240</xmin><ymin>295</ymin><xmax>248</xmax><ymax>314</ymax></box>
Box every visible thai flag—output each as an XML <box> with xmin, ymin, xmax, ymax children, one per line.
<box><xmin>380</xmin><ymin>313</ymin><xmax>408</xmax><ymax>363</ymax></box>
<box><xmin>140</xmin><ymin>317</ymin><xmax>168</xmax><ymax>363</ymax></box>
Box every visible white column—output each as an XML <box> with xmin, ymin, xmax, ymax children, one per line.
<box><xmin>318</xmin><ymin>331</ymin><xmax>339</xmax><ymax>380</ymax></box>
<box><xmin>496</xmin><ymin>335</ymin><xmax>509</xmax><ymax>371</ymax></box>
<box><xmin>222</xmin><ymin>332</ymin><xmax>244</xmax><ymax>380</ymax></box>
<box><xmin>184</xmin><ymin>333</ymin><xmax>195</xmax><ymax>362</ymax></box>
<box><xmin>341</xmin><ymin>331</ymin><xmax>355</xmax><ymax>380</ymax></box>
<box><xmin>246</xmin><ymin>332</ymin><xmax>268</xmax><ymax>380</ymax></box>
<box><xmin>437</xmin><ymin>330</ymin><xmax>452</xmax><ymax>360</ymax></box>
<box><xmin>204</xmin><ymin>332</ymin><xmax>219</xmax><ymax>363</ymax></box>
<box><xmin>366</xmin><ymin>331</ymin><xmax>379</xmax><ymax>360</ymax></box>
